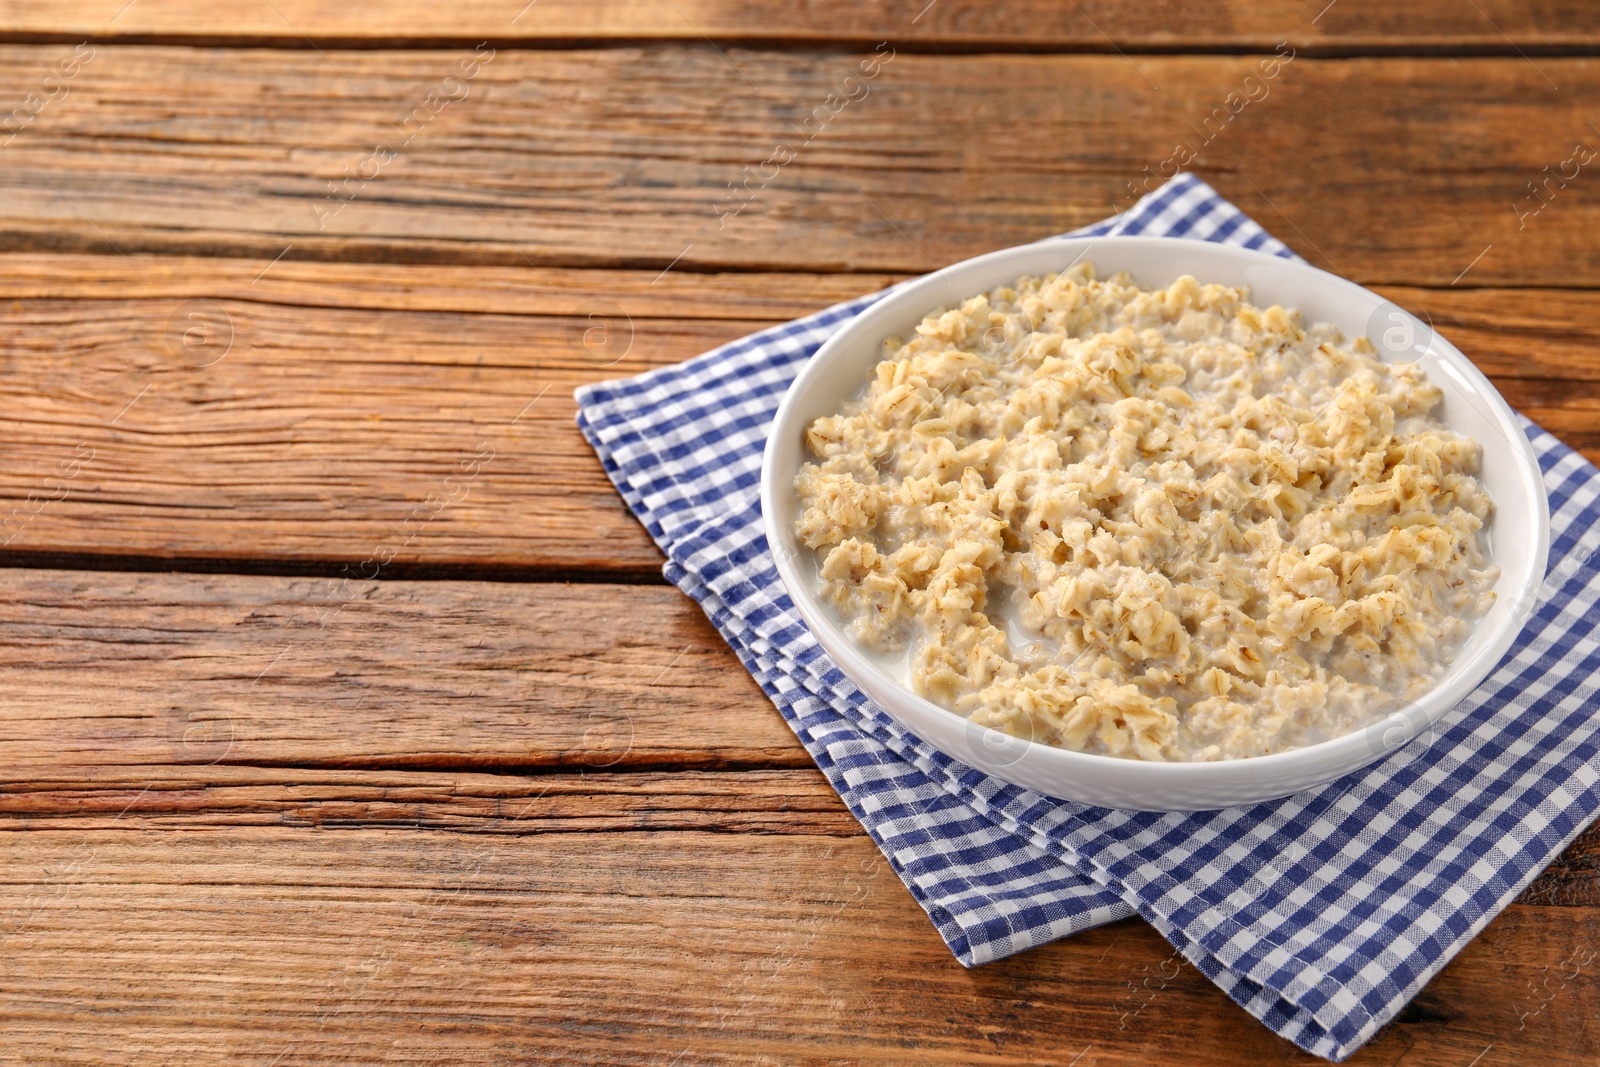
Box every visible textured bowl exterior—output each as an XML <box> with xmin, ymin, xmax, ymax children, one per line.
<box><xmin>761</xmin><ymin>237</ymin><xmax>1550</xmax><ymax>811</ymax></box>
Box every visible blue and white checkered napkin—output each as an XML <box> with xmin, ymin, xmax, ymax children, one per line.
<box><xmin>576</xmin><ymin>174</ymin><xmax>1600</xmax><ymax>1061</ymax></box>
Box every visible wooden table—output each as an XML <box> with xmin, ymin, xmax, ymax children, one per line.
<box><xmin>2</xmin><ymin>3</ymin><xmax>1598</xmax><ymax>1063</ymax></box>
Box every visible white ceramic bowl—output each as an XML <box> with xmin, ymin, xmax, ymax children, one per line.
<box><xmin>761</xmin><ymin>236</ymin><xmax>1550</xmax><ymax>811</ymax></box>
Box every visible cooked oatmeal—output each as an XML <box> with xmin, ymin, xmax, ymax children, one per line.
<box><xmin>793</xmin><ymin>264</ymin><xmax>1498</xmax><ymax>762</ymax></box>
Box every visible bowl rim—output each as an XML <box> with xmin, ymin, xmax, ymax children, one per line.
<box><xmin>759</xmin><ymin>234</ymin><xmax>1551</xmax><ymax>787</ymax></box>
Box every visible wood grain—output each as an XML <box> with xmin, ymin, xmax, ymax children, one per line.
<box><xmin>0</xmin><ymin>255</ymin><xmax>796</xmax><ymax>573</ymax></box>
<box><xmin>3</xmin><ymin>762</ymin><xmax>1597</xmax><ymax>908</ymax></box>
<box><xmin>0</xmin><ymin>256</ymin><xmax>1597</xmax><ymax>573</ymax></box>
<box><xmin>0</xmin><ymin>766</ymin><xmax>863</xmax><ymax>836</ymax></box>
<box><xmin>0</xmin><ymin>49</ymin><xmax>1595</xmax><ymax>284</ymax></box>
<box><xmin>0</xmin><ymin>253</ymin><xmax>900</xmax><ymax>320</ymax></box>
<box><xmin>0</xmin><ymin>829</ymin><xmax>1595</xmax><ymax>1065</ymax></box>
<box><xmin>0</xmin><ymin>565</ymin><xmax>1593</xmax><ymax>908</ymax></box>
<box><xmin>0</xmin><ymin>1</ymin><xmax>1592</xmax><ymax>50</ymax></box>
<box><xmin>0</xmin><ymin>569</ymin><xmax>801</xmax><ymax>771</ymax></box>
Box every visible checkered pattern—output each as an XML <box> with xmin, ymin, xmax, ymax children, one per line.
<box><xmin>575</xmin><ymin>174</ymin><xmax>1600</xmax><ymax>1061</ymax></box>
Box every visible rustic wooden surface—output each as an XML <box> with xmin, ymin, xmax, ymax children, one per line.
<box><xmin>0</xmin><ymin>48</ymin><xmax>1596</xmax><ymax>284</ymax></box>
<box><xmin>1</xmin><ymin>258</ymin><xmax>1599</xmax><ymax>575</ymax></box>
<box><xmin>0</xmin><ymin>1</ymin><xmax>1594</xmax><ymax>49</ymax></box>
<box><xmin>1</xmin><ymin>4</ymin><xmax>1598</xmax><ymax>1065</ymax></box>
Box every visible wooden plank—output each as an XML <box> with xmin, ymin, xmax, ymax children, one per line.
<box><xmin>0</xmin><ymin>49</ymin><xmax>1595</xmax><ymax>285</ymax></box>
<box><xmin>2</xmin><ymin>761</ymin><xmax>1595</xmax><ymax>907</ymax></box>
<box><xmin>0</xmin><ymin>566</ymin><xmax>1593</xmax><ymax>907</ymax></box>
<box><xmin>0</xmin><ymin>1</ymin><xmax>1593</xmax><ymax>50</ymax></box>
<box><xmin>0</xmin><ymin>288</ymin><xmax>760</xmax><ymax>574</ymax></box>
<box><xmin>0</xmin><ymin>569</ymin><xmax>804</xmax><ymax>771</ymax></box>
<box><xmin>0</xmin><ymin>261</ymin><xmax>890</xmax><ymax>573</ymax></box>
<box><xmin>0</xmin><ymin>828</ymin><xmax>1595</xmax><ymax>1065</ymax></box>
<box><xmin>1</xmin><ymin>258</ymin><xmax>1599</xmax><ymax>573</ymax></box>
